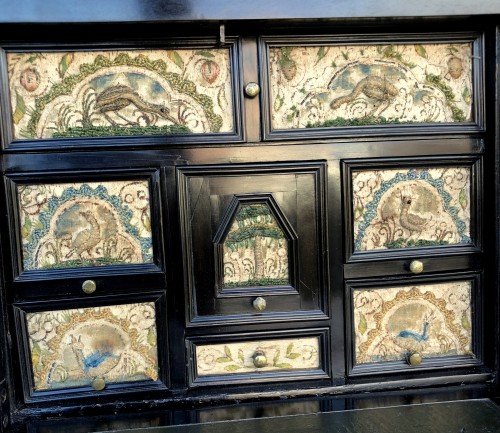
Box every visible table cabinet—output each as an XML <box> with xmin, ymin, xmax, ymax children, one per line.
<box><xmin>0</xmin><ymin>8</ymin><xmax>498</xmax><ymax>430</ymax></box>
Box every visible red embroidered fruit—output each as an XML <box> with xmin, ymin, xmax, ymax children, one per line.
<box><xmin>20</xmin><ymin>67</ymin><xmax>40</xmax><ymax>92</ymax></box>
<box><xmin>200</xmin><ymin>60</ymin><xmax>220</xmax><ymax>84</ymax></box>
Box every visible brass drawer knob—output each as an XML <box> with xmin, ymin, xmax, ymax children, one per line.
<box><xmin>252</xmin><ymin>297</ymin><xmax>267</xmax><ymax>311</ymax></box>
<box><xmin>409</xmin><ymin>260</ymin><xmax>424</xmax><ymax>274</ymax></box>
<box><xmin>91</xmin><ymin>377</ymin><xmax>106</xmax><ymax>391</ymax></box>
<box><xmin>407</xmin><ymin>352</ymin><xmax>423</xmax><ymax>367</ymax></box>
<box><xmin>82</xmin><ymin>280</ymin><xmax>97</xmax><ymax>294</ymax></box>
<box><xmin>252</xmin><ymin>350</ymin><xmax>267</xmax><ymax>368</ymax></box>
<box><xmin>245</xmin><ymin>82</ymin><xmax>260</xmax><ymax>97</ymax></box>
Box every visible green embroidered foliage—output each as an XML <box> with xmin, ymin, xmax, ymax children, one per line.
<box><xmin>224</xmin><ymin>364</ymin><xmax>241</xmax><ymax>372</ymax></box>
<box><xmin>358</xmin><ymin>312</ymin><xmax>368</xmax><ymax>335</ymax></box>
<box><xmin>306</xmin><ymin>117</ymin><xmax>411</xmax><ymax>128</ymax></box>
<box><xmin>384</xmin><ymin>238</ymin><xmax>450</xmax><ymax>249</ymax></box>
<box><xmin>52</xmin><ymin>124</ymin><xmax>190</xmax><ymax>138</ymax></box>
<box><xmin>12</xmin><ymin>91</ymin><xmax>26</xmax><ymax>125</ymax></box>
<box><xmin>167</xmin><ymin>51</ymin><xmax>184</xmax><ymax>70</ymax></box>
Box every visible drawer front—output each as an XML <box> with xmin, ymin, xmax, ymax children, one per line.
<box><xmin>348</xmin><ymin>276</ymin><xmax>481</xmax><ymax>375</ymax></box>
<box><xmin>189</xmin><ymin>331</ymin><xmax>329</xmax><ymax>385</ymax></box>
<box><xmin>15</xmin><ymin>296</ymin><xmax>165</xmax><ymax>396</ymax></box>
<box><xmin>5</xmin><ymin>42</ymin><xmax>241</xmax><ymax>147</ymax></box>
<box><xmin>261</xmin><ymin>33</ymin><xmax>482</xmax><ymax>140</ymax></box>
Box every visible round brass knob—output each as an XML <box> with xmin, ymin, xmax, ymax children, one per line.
<box><xmin>82</xmin><ymin>280</ymin><xmax>97</xmax><ymax>294</ymax></box>
<box><xmin>407</xmin><ymin>352</ymin><xmax>423</xmax><ymax>367</ymax></box>
<box><xmin>91</xmin><ymin>377</ymin><xmax>106</xmax><ymax>391</ymax></box>
<box><xmin>245</xmin><ymin>82</ymin><xmax>260</xmax><ymax>97</ymax></box>
<box><xmin>252</xmin><ymin>350</ymin><xmax>267</xmax><ymax>368</ymax></box>
<box><xmin>252</xmin><ymin>297</ymin><xmax>267</xmax><ymax>311</ymax></box>
<box><xmin>409</xmin><ymin>260</ymin><xmax>424</xmax><ymax>274</ymax></box>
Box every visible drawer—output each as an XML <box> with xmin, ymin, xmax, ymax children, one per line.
<box><xmin>260</xmin><ymin>33</ymin><xmax>483</xmax><ymax>140</ymax></box>
<box><xmin>188</xmin><ymin>330</ymin><xmax>329</xmax><ymax>385</ymax></box>
<box><xmin>343</xmin><ymin>156</ymin><xmax>481</xmax><ymax>262</ymax></box>
<box><xmin>347</xmin><ymin>274</ymin><xmax>481</xmax><ymax>375</ymax></box>
<box><xmin>3</xmin><ymin>40</ymin><xmax>242</xmax><ymax>149</ymax></box>
<box><xmin>14</xmin><ymin>293</ymin><xmax>167</xmax><ymax>399</ymax></box>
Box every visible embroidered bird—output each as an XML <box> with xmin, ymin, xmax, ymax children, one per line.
<box><xmin>70</xmin><ymin>335</ymin><xmax>120</xmax><ymax>378</ymax></box>
<box><xmin>393</xmin><ymin>314</ymin><xmax>433</xmax><ymax>354</ymax></box>
<box><xmin>398</xmin><ymin>319</ymin><xmax>429</xmax><ymax>342</ymax></box>
<box><xmin>82</xmin><ymin>350</ymin><xmax>114</xmax><ymax>374</ymax></box>
<box><xmin>399</xmin><ymin>195</ymin><xmax>427</xmax><ymax>234</ymax></box>
<box><xmin>65</xmin><ymin>210</ymin><xmax>101</xmax><ymax>259</ymax></box>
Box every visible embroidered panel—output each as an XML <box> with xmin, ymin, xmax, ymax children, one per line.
<box><xmin>196</xmin><ymin>337</ymin><xmax>320</xmax><ymax>376</ymax></box>
<box><xmin>7</xmin><ymin>48</ymin><xmax>233</xmax><ymax>140</ymax></box>
<box><xmin>268</xmin><ymin>42</ymin><xmax>473</xmax><ymax>130</ymax></box>
<box><xmin>27</xmin><ymin>302</ymin><xmax>158</xmax><ymax>391</ymax></box>
<box><xmin>18</xmin><ymin>180</ymin><xmax>153</xmax><ymax>270</ymax></box>
<box><xmin>222</xmin><ymin>203</ymin><xmax>289</xmax><ymax>288</ymax></box>
<box><xmin>352</xmin><ymin>167</ymin><xmax>471</xmax><ymax>251</ymax></box>
<box><xmin>353</xmin><ymin>281</ymin><xmax>473</xmax><ymax>365</ymax></box>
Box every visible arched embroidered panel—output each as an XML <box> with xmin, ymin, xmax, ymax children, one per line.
<box><xmin>17</xmin><ymin>180</ymin><xmax>154</xmax><ymax>271</ymax></box>
<box><xmin>7</xmin><ymin>48</ymin><xmax>234</xmax><ymax>140</ymax></box>
<box><xmin>352</xmin><ymin>281</ymin><xmax>473</xmax><ymax>365</ymax></box>
<box><xmin>267</xmin><ymin>41</ymin><xmax>474</xmax><ymax>130</ymax></box>
<box><xmin>352</xmin><ymin>166</ymin><xmax>471</xmax><ymax>251</ymax></box>
<box><xmin>25</xmin><ymin>302</ymin><xmax>159</xmax><ymax>391</ymax></box>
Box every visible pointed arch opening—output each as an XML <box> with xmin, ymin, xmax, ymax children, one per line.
<box><xmin>213</xmin><ymin>194</ymin><xmax>297</xmax><ymax>295</ymax></box>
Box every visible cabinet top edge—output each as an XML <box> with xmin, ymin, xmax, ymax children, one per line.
<box><xmin>1</xmin><ymin>0</ymin><xmax>500</xmax><ymax>25</ymax></box>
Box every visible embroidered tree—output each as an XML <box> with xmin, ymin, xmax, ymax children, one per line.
<box><xmin>224</xmin><ymin>203</ymin><xmax>287</xmax><ymax>284</ymax></box>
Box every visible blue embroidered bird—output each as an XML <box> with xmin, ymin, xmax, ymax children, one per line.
<box><xmin>393</xmin><ymin>313</ymin><xmax>435</xmax><ymax>354</ymax></box>
<box><xmin>82</xmin><ymin>350</ymin><xmax>114</xmax><ymax>373</ymax></box>
<box><xmin>398</xmin><ymin>319</ymin><xmax>429</xmax><ymax>342</ymax></box>
<box><xmin>71</xmin><ymin>334</ymin><xmax>121</xmax><ymax>378</ymax></box>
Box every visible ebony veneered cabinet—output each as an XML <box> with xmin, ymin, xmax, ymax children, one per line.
<box><xmin>0</xmin><ymin>3</ymin><xmax>499</xmax><ymax>432</ymax></box>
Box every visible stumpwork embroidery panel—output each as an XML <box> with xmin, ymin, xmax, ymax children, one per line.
<box><xmin>27</xmin><ymin>302</ymin><xmax>159</xmax><ymax>391</ymax></box>
<box><xmin>18</xmin><ymin>180</ymin><xmax>153</xmax><ymax>270</ymax></box>
<box><xmin>7</xmin><ymin>48</ymin><xmax>233</xmax><ymax>139</ymax></box>
<box><xmin>353</xmin><ymin>282</ymin><xmax>473</xmax><ymax>364</ymax></box>
<box><xmin>352</xmin><ymin>167</ymin><xmax>471</xmax><ymax>251</ymax></box>
<box><xmin>222</xmin><ymin>203</ymin><xmax>289</xmax><ymax>288</ymax></box>
<box><xmin>269</xmin><ymin>42</ymin><xmax>473</xmax><ymax>130</ymax></box>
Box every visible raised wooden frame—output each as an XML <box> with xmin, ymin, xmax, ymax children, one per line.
<box><xmin>0</xmin><ymin>38</ymin><xmax>244</xmax><ymax>151</ymax></box>
<box><xmin>260</xmin><ymin>32</ymin><xmax>484</xmax><ymax>141</ymax></box>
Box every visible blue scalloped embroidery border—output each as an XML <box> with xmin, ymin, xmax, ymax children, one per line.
<box><xmin>354</xmin><ymin>169</ymin><xmax>471</xmax><ymax>251</ymax></box>
<box><xmin>24</xmin><ymin>184</ymin><xmax>153</xmax><ymax>269</ymax></box>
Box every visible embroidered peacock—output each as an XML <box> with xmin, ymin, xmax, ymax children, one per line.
<box><xmin>70</xmin><ymin>334</ymin><xmax>121</xmax><ymax>379</ymax></box>
<box><xmin>393</xmin><ymin>314</ymin><xmax>433</xmax><ymax>354</ymax></box>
